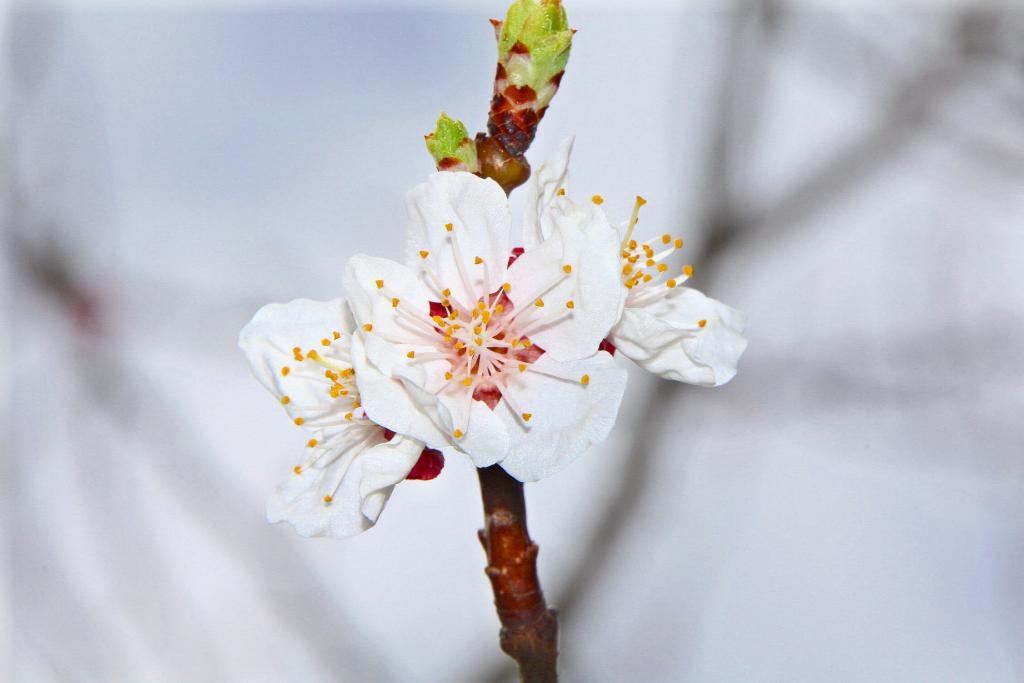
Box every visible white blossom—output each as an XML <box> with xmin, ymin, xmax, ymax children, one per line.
<box><xmin>525</xmin><ymin>137</ymin><xmax>748</xmax><ymax>387</ymax></box>
<box><xmin>343</xmin><ymin>170</ymin><xmax>627</xmax><ymax>482</ymax></box>
<box><xmin>238</xmin><ymin>298</ymin><xmax>427</xmax><ymax>538</ymax></box>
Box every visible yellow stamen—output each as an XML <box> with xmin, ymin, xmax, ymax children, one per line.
<box><xmin>566</xmin><ymin>300</ymin><xmax>575</xmax><ymax>309</ymax></box>
<box><xmin>391</xmin><ymin>297</ymin><xmax>400</xmax><ymax>307</ymax></box>
<box><xmin>502</xmin><ymin>282</ymin><xmax>511</xmax><ymax>293</ymax></box>
<box><xmin>293</xmin><ymin>466</ymin><xmax>302</xmax><ymax>475</ymax></box>
<box><xmin>682</xmin><ymin>264</ymin><xmax>694</xmax><ymax>277</ymax></box>
<box><xmin>518</xmin><ymin>363</ymin><xmax>526</xmax><ymax>372</ymax></box>
<box><xmin>281</xmin><ymin>367</ymin><xmax>290</xmax><ymax>376</ymax></box>
<box><xmin>307</xmin><ymin>439</ymin><xmax>317</xmax><ymax>448</ymax></box>
<box><xmin>621</xmin><ymin>197</ymin><xmax>646</xmax><ymax>250</ymax></box>
<box><xmin>363</xmin><ymin>323</ymin><xmax>373</xmax><ymax>332</ymax></box>
<box><xmin>580</xmin><ymin>374</ymin><xmax>590</xmax><ymax>386</ymax></box>
<box><xmin>453</xmin><ymin>429</ymin><xmax>464</xmax><ymax>438</ymax></box>
<box><xmin>445</xmin><ymin>222</ymin><xmax>454</xmax><ymax>232</ymax></box>
<box><xmin>698</xmin><ymin>319</ymin><xmax>707</xmax><ymax>328</ymax></box>
<box><xmin>281</xmin><ymin>396</ymin><xmax>291</xmax><ymax>404</ymax></box>
<box><xmin>407</xmin><ymin>350</ymin><xmax>416</xmax><ymax>358</ymax></box>
<box><xmin>661</xmin><ymin>233</ymin><xmax>671</xmax><ymax>245</ymax></box>
<box><xmin>375</xmin><ymin>279</ymin><xmax>384</xmax><ymax>289</ymax></box>
<box><xmin>323</xmin><ymin>495</ymin><xmax>333</xmax><ymax>503</ymax></box>
<box><xmin>474</xmin><ymin>256</ymin><xmax>483</xmax><ymax>265</ymax></box>
<box><xmin>321</xmin><ymin>338</ymin><xmax>330</xmax><ymax>346</ymax></box>
<box><xmin>674</xmin><ymin>238</ymin><xmax>683</xmax><ymax>249</ymax></box>
<box><xmin>563</xmin><ymin>264</ymin><xmax>572</xmax><ymax>274</ymax></box>
<box><xmin>522</xmin><ymin>413</ymin><xmax>532</xmax><ymax>422</ymax></box>
<box><xmin>591</xmin><ymin>194</ymin><xmax>604</xmax><ymax>205</ymax></box>
<box><xmin>462</xmin><ymin>377</ymin><xmax>472</xmax><ymax>387</ymax></box>
<box><xmin>557</xmin><ymin>188</ymin><xmax>566</xmax><ymax>196</ymax></box>
<box><xmin>419</xmin><ymin>250</ymin><xmax>429</xmax><ymax>259</ymax></box>
<box><xmin>445</xmin><ymin>371</ymin><xmax>453</xmax><ymax>380</ymax></box>
<box><xmin>294</xmin><ymin>417</ymin><xmax>304</xmax><ymax>426</ymax></box>
<box><xmin>666</xmin><ymin>279</ymin><xmax>677</xmax><ymax>288</ymax></box>
<box><xmin>306</xmin><ymin>349</ymin><xmax>319</xmax><ymax>360</ymax></box>
<box><xmin>344</xmin><ymin>412</ymin><xmax>353</xmax><ymax>420</ymax></box>
<box><xmin>535</xmin><ymin>298</ymin><xmax>544</xmax><ymax>308</ymax></box>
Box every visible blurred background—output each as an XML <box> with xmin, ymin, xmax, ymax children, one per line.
<box><xmin>3</xmin><ymin>0</ymin><xmax>1023</xmax><ymax>680</ymax></box>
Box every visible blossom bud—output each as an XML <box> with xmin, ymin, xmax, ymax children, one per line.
<box><xmin>488</xmin><ymin>0</ymin><xmax>573</xmax><ymax>157</ymax></box>
<box><xmin>425</xmin><ymin>112</ymin><xmax>480</xmax><ymax>173</ymax></box>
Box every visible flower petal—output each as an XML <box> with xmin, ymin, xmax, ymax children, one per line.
<box><xmin>403</xmin><ymin>172</ymin><xmax>512</xmax><ymax>309</ymax></box>
<box><xmin>238</xmin><ymin>298</ymin><xmax>359</xmax><ymax>434</ymax></box>
<box><xmin>496</xmin><ymin>351</ymin><xmax>628</xmax><ymax>482</ymax></box>
<box><xmin>343</xmin><ymin>253</ymin><xmax>435</xmax><ymax>346</ymax></box>
<box><xmin>522</xmin><ymin>135</ymin><xmax>575</xmax><ymax>250</ymax></box>
<box><xmin>435</xmin><ymin>382</ymin><xmax>511</xmax><ymax>468</ymax></box>
<box><xmin>610</xmin><ymin>287</ymin><xmax>748</xmax><ymax>386</ymax></box>
<box><xmin>266</xmin><ymin>429</ymin><xmax>423</xmax><ymax>539</ymax></box>
<box><xmin>507</xmin><ymin>201</ymin><xmax>625</xmax><ymax>361</ymax></box>
<box><xmin>348</xmin><ymin>331</ymin><xmax>451</xmax><ymax>451</ymax></box>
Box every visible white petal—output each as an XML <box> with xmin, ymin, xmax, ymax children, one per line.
<box><xmin>507</xmin><ymin>201</ymin><xmax>625</xmax><ymax>361</ymax></box>
<box><xmin>403</xmin><ymin>172</ymin><xmax>512</xmax><ymax>308</ymax></box>
<box><xmin>522</xmin><ymin>135</ymin><xmax>575</xmax><ymax>250</ymax></box>
<box><xmin>343</xmin><ymin>253</ymin><xmax>434</xmax><ymax>346</ymax></box>
<box><xmin>610</xmin><ymin>287</ymin><xmax>748</xmax><ymax>386</ymax></box>
<box><xmin>435</xmin><ymin>383</ymin><xmax>511</xmax><ymax>468</ymax></box>
<box><xmin>348</xmin><ymin>331</ymin><xmax>450</xmax><ymax>450</ymax></box>
<box><xmin>266</xmin><ymin>429</ymin><xmax>422</xmax><ymax>539</ymax></box>
<box><xmin>237</xmin><ymin>298</ymin><xmax>357</xmax><ymax>431</ymax></box>
<box><xmin>496</xmin><ymin>351</ymin><xmax>627</xmax><ymax>482</ymax></box>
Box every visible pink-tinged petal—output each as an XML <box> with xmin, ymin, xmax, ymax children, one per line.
<box><xmin>522</xmin><ymin>135</ymin><xmax>575</xmax><ymax>250</ymax></box>
<box><xmin>495</xmin><ymin>351</ymin><xmax>627</xmax><ymax>482</ymax></box>
<box><xmin>403</xmin><ymin>172</ymin><xmax>512</xmax><ymax>309</ymax></box>
<box><xmin>610</xmin><ymin>287</ymin><xmax>747</xmax><ymax>386</ymax></box>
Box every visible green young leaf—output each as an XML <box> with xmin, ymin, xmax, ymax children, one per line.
<box><xmin>424</xmin><ymin>113</ymin><xmax>479</xmax><ymax>172</ymax></box>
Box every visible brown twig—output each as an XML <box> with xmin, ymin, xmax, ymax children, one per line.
<box><xmin>477</xmin><ymin>465</ymin><xmax>559</xmax><ymax>682</ymax></box>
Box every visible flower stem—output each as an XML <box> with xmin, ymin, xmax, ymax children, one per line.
<box><xmin>477</xmin><ymin>465</ymin><xmax>559</xmax><ymax>682</ymax></box>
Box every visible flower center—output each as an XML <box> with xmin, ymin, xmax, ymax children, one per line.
<box><xmin>373</xmin><ymin>223</ymin><xmax>587</xmax><ymax>439</ymax></box>
<box><xmin>428</xmin><ymin>286</ymin><xmax>546</xmax><ymax>407</ymax></box>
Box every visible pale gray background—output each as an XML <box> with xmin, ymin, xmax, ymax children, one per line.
<box><xmin>3</xmin><ymin>0</ymin><xmax>1023</xmax><ymax>681</ymax></box>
